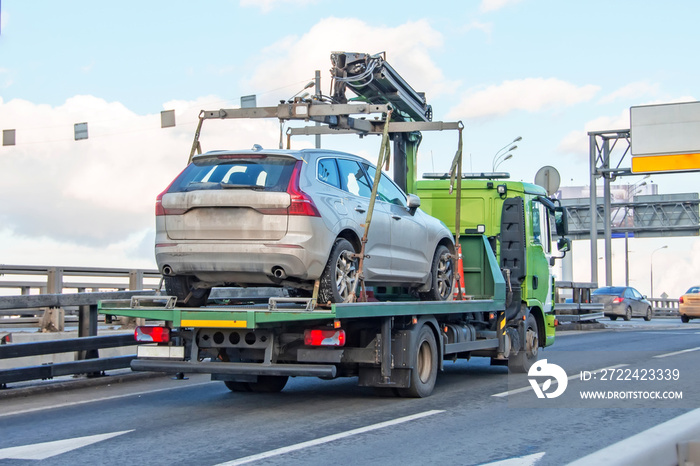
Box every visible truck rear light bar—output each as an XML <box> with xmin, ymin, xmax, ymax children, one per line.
<box><xmin>135</xmin><ymin>326</ymin><xmax>171</xmax><ymax>343</ymax></box>
<box><xmin>304</xmin><ymin>329</ymin><xmax>346</xmax><ymax>347</ymax></box>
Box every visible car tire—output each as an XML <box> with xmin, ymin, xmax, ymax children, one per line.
<box><xmin>681</xmin><ymin>314</ymin><xmax>690</xmax><ymax>323</ymax></box>
<box><xmin>610</xmin><ymin>315</ymin><xmax>618</xmax><ymax>321</ymax></box>
<box><xmin>419</xmin><ymin>245</ymin><xmax>454</xmax><ymax>301</ymax></box>
<box><xmin>318</xmin><ymin>238</ymin><xmax>358</xmax><ymax>304</ymax></box>
<box><xmin>624</xmin><ymin>307</ymin><xmax>632</xmax><ymax>321</ymax></box>
<box><xmin>164</xmin><ymin>275</ymin><xmax>211</xmax><ymax>307</ymax></box>
<box><xmin>643</xmin><ymin>307</ymin><xmax>652</xmax><ymax>321</ymax></box>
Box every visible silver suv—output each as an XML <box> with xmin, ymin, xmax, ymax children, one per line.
<box><xmin>155</xmin><ymin>147</ymin><xmax>455</xmax><ymax>305</ymax></box>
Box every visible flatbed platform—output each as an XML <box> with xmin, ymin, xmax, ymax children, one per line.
<box><xmin>98</xmin><ymin>297</ymin><xmax>506</xmax><ymax>329</ymax></box>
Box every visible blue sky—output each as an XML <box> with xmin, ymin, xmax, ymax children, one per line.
<box><xmin>1</xmin><ymin>0</ymin><xmax>698</xmax><ymax>296</ymax></box>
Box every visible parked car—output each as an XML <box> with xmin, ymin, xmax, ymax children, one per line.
<box><xmin>155</xmin><ymin>147</ymin><xmax>455</xmax><ymax>306</ymax></box>
<box><xmin>591</xmin><ymin>286</ymin><xmax>653</xmax><ymax>321</ymax></box>
<box><xmin>679</xmin><ymin>286</ymin><xmax>700</xmax><ymax>323</ymax></box>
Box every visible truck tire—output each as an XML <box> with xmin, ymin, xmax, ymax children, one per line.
<box><xmin>419</xmin><ymin>245</ymin><xmax>454</xmax><ymax>301</ymax></box>
<box><xmin>247</xmin><ymin>376</ymin><xmax>288</xmax><ymax>393</ymax></box>
<box><xmin>398</xmin><ymin>325</ymin><xmax>438</xmax><ymax>398</ymax></box>
<box><xmin>164</xmin><ymin>275</ymin><xmax>210</xmax><ymax>307</ymax></box>
<box><xmin>224</xmin><ymin>381</ymin><xmax>251</xmax><ymax>392</ymax></box>
<box><xmin>508</xmin><ymin>314</ymin><xmax>539</xmax><ymax>374</ymax></box>
<box><xmin>318</xmin><ymin>239</ymin><xmax>357</xmax><ymax>304</ymax></box>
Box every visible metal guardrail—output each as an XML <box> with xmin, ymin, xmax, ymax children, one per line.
<box><xmin>0</xmin><ymin>290</ymin><xmax>154</xmax><ymax>388</ymax></box>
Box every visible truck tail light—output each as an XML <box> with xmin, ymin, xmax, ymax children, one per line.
<box><xmin>135</xmin><ymin>326</ymin><xmax>170</xmax><ymax>343</ymax></box>
<box><xmin>612</xmin><ymin>297</ymin><xmax>623</xmax><ymax>304</ymax></box>
<box><xmin>304</xmin><ymin>329</ymin><xmax>345</xmax><ymax>347</ymax></box>
<box><xmin>287</xmin><ymin>160</ymin><xmax>321</xmax><ymax>217</ymax></box>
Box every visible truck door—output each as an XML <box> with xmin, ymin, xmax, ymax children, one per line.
<box><xmin>528</xmin><ymin>199</ymin><xmax>553</xmax><ymax>311</ymax></box>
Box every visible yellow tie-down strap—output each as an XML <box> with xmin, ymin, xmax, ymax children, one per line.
<box><xmin>180</xmin><ymin>319</ymin><xmax>247</xmax><ymax>328</ymax></box>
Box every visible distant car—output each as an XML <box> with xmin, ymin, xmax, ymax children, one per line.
<box><xmin>591</xmin><ymin>286</ymin><xmax>653</xmax><ymax>321</ymax></box>
<box><xmin>679</xmin><ymin>286</ymin><xmax>700</xmax><ymax>323</ymax></box>
<box><xmin>155</xmin><ymin>147</ymin><xmax>455</xmax><ymax>306</ymax></box>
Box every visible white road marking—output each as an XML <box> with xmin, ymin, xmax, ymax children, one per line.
<box><xmin>215</xmin><ymin>410</ymin><xmax>446</xmax><ymax>466</ymax></box>
<box><xmin>653</xmin><ymin>346</ymin><xmax>700</xmax><ymax>358</ymax></box>
<box><xmin>478</xmin><ymin>452</ymin><xmax>546</xmax><ymax>466</ymax></box>
<box><xmin>0</xmin><ymin>381</ymin><xmax>213</xmax><ymax>418</ymax></box>
<box><xmin>0</xmin><ymin>430</ymin><xmax>133</xmax><ymax>460</ymax></box>
<box><xmin>492</xmin><ymin>364</ymin><xmax>628</xmax><ymax>397</ymax></box>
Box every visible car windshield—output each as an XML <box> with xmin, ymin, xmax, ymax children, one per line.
<box><xmin>685</xmin><ymin>286</ymin><xmax>700</xmax><ymax>294</ymax></box>
<box><xmin>592</xmin><ymin>286</ymin><xmax>626</xmax><ymax>296</ymax></box>
<box><xmin>168</xmin><ymin>155</ymin><xmax>296</xmax><ymax>193</ymax></box>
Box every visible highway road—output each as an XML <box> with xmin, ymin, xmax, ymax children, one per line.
<box><xmin>1</xmin><ymin>320</ymin><xmax>698</xmax><ymax>465</ymax></box>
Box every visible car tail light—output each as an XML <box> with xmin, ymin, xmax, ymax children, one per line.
<box><xmin>612</xmin><ymin>297</ymin><xmax>623</xmax><ymax>304</ymax></box>
<box><xmin>304</xmin><ymin>329</ymin><xmax>346</xmax><ymax>347</ymax></box>
<box><xmin>287</xmin><ymin>160</ymin><xmax>321</xmax><ymax>217</ymax></box>
<box><xmin>155</xmin><ymin>167</ymin><xmax>187</xmax><ymax>216</ymax></box>
<box><xmin>135</xmin><ymin>326</ymin><xmax>170</xmax><ymax>343</ymax></box>
<box><xmin>680</xmin><ymin>296</ymin><xmax>685</xmax><ymax>303</ymax></box>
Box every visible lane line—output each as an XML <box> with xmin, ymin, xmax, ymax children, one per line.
<box><xmin>492</xmin><ymin>364</ymin><xmax>628</xmax><ymax>398</ymax></box>
<box><xmin>215</xmin><ymin>410</ymin><xmax>445</xmax><ymax>466</ymax></box>
<box><xmin>0</xmin><ymin>430</ymin><xmax>133</xmax><ymax>460</ymax></box>
<box><xmin>0</xmin><ymin>381</ymin><xmax>213</xmax><ymax>418</ymax></box>
<box><xmin>653</xmin><ymin>346</ymin><xmax>700</xmax><ymax>358</ymax></box>
<box><xmin>479</xmin><ymin>452</ymin><xmax>546</xmax><ymax>466</ymax></box>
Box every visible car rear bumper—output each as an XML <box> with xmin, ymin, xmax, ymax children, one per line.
<box><xmin>679</xmin><ymin>304</ymin><xmax>700</xmax><ymax>318</ymax></box>
<box><xmin>156</xmin><ymin>240</ymin><xmax>328</xmax><ymax>284</ymax></box>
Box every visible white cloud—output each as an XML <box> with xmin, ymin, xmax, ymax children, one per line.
<box><xmin>239</xmin><ymin>0</ymin><xmax>319</xmax><ymax>13</ymax></box>
<box><xmin>598</xmin><ymin>81</ymin><xmax>660</xmax><ymax>104</ymax></box>
<box><xmin>447</xmin><ymin>78</ymin><xmax>600</xmax><ymax>120</ymax></box>
<box><xmin>0</xmin><ymin>94</ymin><xmax>282</xmax><ymax>267</ymax></box>
<box><xmin>556</xmin><ymin>108</ymin><xmax>630</xmax><ymax>158</ymax></box>
<box><xmin>480</xmin><ymin>0</ymin><xmax>523</xmax><ymax>12</ymax></box>
<box><xmin>242</xmin><ymin>17</ymin><xmax>455</xmax><ymax>103</ymax></box>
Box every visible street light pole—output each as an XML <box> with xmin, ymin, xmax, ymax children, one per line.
<box><xmin>491</xmin><ymin>136</ymin><xmax>521</xmax><ymax>172</ymax></box>
<box><xmin>650</xmin><ymin>245</ymin><xmax>668</xmax><ymax>299</ymax></box>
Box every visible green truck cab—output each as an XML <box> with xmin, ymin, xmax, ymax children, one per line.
<box><xmin>415</xmin><ymin>176</ymin><xmax>570</xmax><ymax>349</ymax></box>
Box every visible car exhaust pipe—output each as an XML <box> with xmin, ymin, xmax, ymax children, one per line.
<box><xmin>272</xmin><ymin>266</ymin><xmax>287</xmax><ymax>279</ymax></box>
<box><xmin>162</xmin><ymin>265</ymin><xmax>174</xmax><ymax>276</ymax></box>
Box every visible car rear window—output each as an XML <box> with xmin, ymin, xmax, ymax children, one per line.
<box><xmin>686</xmin><ymin>286</ymin><xmax>700</xmax><ymax>294</ymax></box>
<box><xmin>592</xmin><ymin>286</ymin><xmax>625</xmax><ymax>295</ymax></box>
<box><xmin>168</xmin><ymin>155</ymin><xmax>296</xmax><ymax>193</ymax></box>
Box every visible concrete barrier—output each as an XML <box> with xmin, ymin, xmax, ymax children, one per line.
<box><xmin>569</xmin><ymin>408</ymin><xmax>700</xmax><ymax>465</ymax></box>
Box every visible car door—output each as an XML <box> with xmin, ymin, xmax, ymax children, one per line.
<box><xmin>336</xmin><ymin>158</ymin><xmax>393</xmax><ymax>279</ymax></box>
<box><xmin>363</xmin><ymin>164</ymin><xmax>430</xmax><ymax>282</ymax></box>
<box><xmin>631</xmin><ymin>287</ymin><xmax>646</xmax><ymax>316</ymax></box>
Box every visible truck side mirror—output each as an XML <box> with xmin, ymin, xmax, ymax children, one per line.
<box><xmin>557</xmin><ymin>237</ymin><xmax>571</xmax><ymax>253</ymax></box>
<box><xmin>554</xmin><ymin>206</ymin><xmax>568</xmax><ymax>236</ymax></box>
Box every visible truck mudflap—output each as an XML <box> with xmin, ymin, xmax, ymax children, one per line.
<box><xmin>130</xmin><ymin>359</ymin><xmax>337</xmax><ymax>378</ymax></box>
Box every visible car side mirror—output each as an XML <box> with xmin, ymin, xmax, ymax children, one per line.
<box><xmin>407</xmin><ymin>194</ymin><xmax>421</xmax><ymax>214</ymax></box>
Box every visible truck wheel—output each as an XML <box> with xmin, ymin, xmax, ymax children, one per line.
<box><xmin>419</xmin><ymin>245</ymin><xmax>454</xmax><ymax>301</ymax></box>
<box><xmin>164</xmin><ymin>275</ymin><xmax>210</xmax><ymax>307</ymax></box>
<box><xmin>318</xmin><ymin>239</ymin><xmax>357</xmax><ymax>304</ymax></box>
<box><xmin>247</xmin><ymin>376</ymin><xmax>288</xmax><ymax>393</ymax></box>
<box><xmin>398</xmin><ymin>325</ymin><xmax>438</xmax><ymax>398</ymax></box>
<box><xmin>624</xmin><ymin>307</ymin><xmax>632</xmax><ymax>321</ymax></box>
<box><xmin>508</xmin><ymin>314</ymin><xmax>539</xmax><ymax>374</ymax></box>
<box><xmin>644</xmin><ymin>307</ymin><xmax>652</xmax><ymax>321</ymax></box>
<box><xmin>224</xmin><ymin>381</ymin><xmax>251</xmax><ymax>392</ymax></box>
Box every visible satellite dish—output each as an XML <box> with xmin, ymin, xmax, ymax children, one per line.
<box><xmin>534</xmin><ymin>166</ymin><xmax>561</xmax><ymax>196</ymax></box>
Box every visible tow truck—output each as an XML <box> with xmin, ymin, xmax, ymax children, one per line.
<box><xmin>99</xmin><ymin>52</ymin><xmax>570</xmax><ymax>397</ymax></box>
